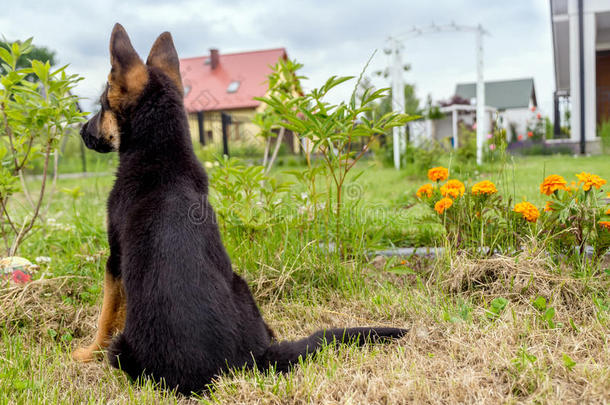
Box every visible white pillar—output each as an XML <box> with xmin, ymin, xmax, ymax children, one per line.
<box><xmin>390</xmin><ymin>39</ymin><xmax>405</xmax><ymax>169</ymax></box>
<box><xmin>584</xmin><ymin>10</ymin><xmax>596</xmax><ymax>141</ymax></box>
<box><xmin>452</xmin><ymin>109</ymin><xmax>458</xmax><ymax>149</ymax></box>
<box><xmin>568</xmin><ymin>0</ymin><xmax>581</xmax><ymax>143</ymax></box>
<box><xmin>475</xmin><ymin>26</ymin><xmax>485</xmax><ymax>165</ymax></box>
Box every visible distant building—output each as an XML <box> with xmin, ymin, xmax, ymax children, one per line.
<box><xmin>455</xmin><ymin>78</ymin><xmax>537</xmax><ymax>140</ymax></box>
<box><xmin>550</xmin><ymin>0</ymin><xmax>609</xmax><ymax>153</ymax></box>
<box><xmin>180</xmin><ymin>48</ymin><xmax>299</xmax><ymax>152</ymax></box>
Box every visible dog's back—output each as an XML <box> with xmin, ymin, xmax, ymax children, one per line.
<box><xmin>103</xmin><ymin>71</ymin><xmax>273</xmax><ymax>391</ymax></box>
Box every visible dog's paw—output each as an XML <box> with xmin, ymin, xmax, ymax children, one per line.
<box><xmin>72</xmin><ymin>346</ymin><xmax>99</xmax><ymax>362</ymax></box>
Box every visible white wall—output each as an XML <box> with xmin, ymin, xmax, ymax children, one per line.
<box><xmin>499</xmin><ymin>108</ymin><xmax>530</xmax><ymax>139</ymax></box>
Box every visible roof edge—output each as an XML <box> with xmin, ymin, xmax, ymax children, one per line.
<box><xmin>180</xmin><ymin>47</ymin><xmax>287</xmax><ymax>61</ymax></box>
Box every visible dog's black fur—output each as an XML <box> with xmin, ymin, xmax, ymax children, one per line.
<box><xmin>79</xmin><ymin>24</ymin><xmax>407</xmax><ymax>395</ymax></box>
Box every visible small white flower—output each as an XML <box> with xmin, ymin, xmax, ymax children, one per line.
<box><xmin>301</xmin><ymin>192</ymin><xmax>308</xmax><ymax>200</ymax></box>
<box><xmin>204</xmin><ymin>161</ymin><xmax>213</xmax><ymax>169</ymax></box>
<box><xmin>35</xmin><ymin>256</ymin><xmax>52</xmax><ymax>264</ymax></box>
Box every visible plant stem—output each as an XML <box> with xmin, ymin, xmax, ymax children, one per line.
<box><xmin>10</xmin><ymin>142</ymin><xmax>52</xmax><ymax>256</ymax></box>
<box><xmin>265</xmin><ymin>127</ymin><xmax>285</xmax><ymax>174</ymax></box>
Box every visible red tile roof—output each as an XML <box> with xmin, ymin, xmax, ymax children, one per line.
<box><xmin>180</xmin><ymin>48</ymin><xmax>287</xmax><ymax>113</ymax></box>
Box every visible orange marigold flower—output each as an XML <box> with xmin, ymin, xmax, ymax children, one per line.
<box><xmin>471</xmin><ymin>180</ymin><xmax>497</xmax><ymax>196</ymax></box>
<box><xmin>599</xmin><ymin>221</ymin><xmax>610</xmax><ymax>231</ymax></box>
<box><xmin>540</xmin><ymin>174</ymin><xmax>567</xmax><ymax>196</ymax></box>
<box><xmin>416</xmin><ymin>183</ymin><xmax>434</xmax><ymax>198</ymax></box>
<box><xmin>440</xmin><ymin>179</ymin><xmax>465</xmax><ymax>199</ymax></box>
<box><xmin>605</xmin><ymin>207</ymin><xmax>610</xmax><ymax>215</ymax></box>
<box><xmin>576</xmin><ymin>172</ymin><xmax>607</xmax><ymax>191</ymax></box>
<box><xmin>428</xmin><ymin>166</ymin><xmax>449</xmax><ymax>182</ymax></box>
<box><xmin>514</xmin><ymin>201</ymin><xmax>540</xmax><ymax>223</ymax></box>
<box><xmin>434</xmin><ymin>197</ymin><xmax>453</xmax><ymax>214</ymax></box>
<box><xmin>544</xmin><ymin>201</ymin><xmax>554</xmax><ymax>212</ymax></box>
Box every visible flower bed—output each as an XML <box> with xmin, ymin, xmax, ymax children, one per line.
<box><xmin>415</xmin><ymin>167</ymin><xmax>610</xmax><ymax>260</ymax></box>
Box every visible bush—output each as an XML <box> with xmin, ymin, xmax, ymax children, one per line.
<box><xmin>0</xmin><ymin>39</ymin><xmax>85</xmax><ymax>255</ymax></box>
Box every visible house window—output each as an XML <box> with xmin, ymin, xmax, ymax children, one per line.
<box><xmin>184</xmin><ymin>85</ymin><xmax>191</xmax><ymax>97</ymax></box>
<box><xmin>227</xmin><ymin>81</ymin><xmax>240</xmax><ymax>93</ymax></box>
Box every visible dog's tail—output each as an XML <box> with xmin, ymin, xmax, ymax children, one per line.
<box><xmin>259</xmin><ymin>327</ymin><xmax>408</xmax><ymax>372</ymax></box>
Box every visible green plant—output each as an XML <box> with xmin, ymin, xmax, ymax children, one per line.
<box><xmin>539</xmin><ymin>173</ymin><xmax>610</xmax><ymax>260</ymax></box>
<box><xmin>597</xmin><ymin>119</ymin><xmax>610</xmax><ymax>153</ymax></box>
<box><xmin>0</xmin><ymin>39</ymin><xmax>85</xmax><ymax>255</ymax></box>
<box><xmin>253</xmin><ymin>58</ymin><xmax>304</xmax><ymax>173</ymax></box>
<box><xmin>258</xmin><ymin>66</ymin><xmax>413</xmax><ymax>252</ymax></box>
<box><xmin>208</xmin><ymin>156</ymin><xmax>291</xmax><ymax>235</ymax></box>
<box><xmin>531</xmin><ymin>296</ymin><xmax>560</xmax><ymax>328</ymax></box>
<box><xmin>486</xmin><ymin>297</ymin><xmax>508</xmax><ymax>319</ymax></box>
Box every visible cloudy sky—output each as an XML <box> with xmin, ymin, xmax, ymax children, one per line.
<box><xmin>0</xmin><ymin>0</ymin><xmax>554</xmax><ymax>114</ymax></box>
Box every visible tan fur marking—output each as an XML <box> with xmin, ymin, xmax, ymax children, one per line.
<box><xmin>156</xmin><ymin>61</ymin><xmax>184</xmax><ymax>94</ymax></box>
<box><xmin>101</xmin><ymin>111</ymin><xmax>120</xmax><ymax>150</ymax></box>
<box><xmin>107</xmin><ymin>63</ymin><xmax>148</xmax><ymax>110</ymax></box>
<box><xmin>72</xmin><ymin>272</ymin><xmax>126</xmax><ymax>362</ymax></box>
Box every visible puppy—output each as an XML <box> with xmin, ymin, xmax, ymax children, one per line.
<box><xmin>74</xmin><ymin>23</ymin><xmax>407</xmax><ymax>395</ymax></box>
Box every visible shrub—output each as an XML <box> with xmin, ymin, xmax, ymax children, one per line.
<box><xmin>0</xmin><ymin>39</ymin><xmax>85</xmax><ymax>255</ymax></box>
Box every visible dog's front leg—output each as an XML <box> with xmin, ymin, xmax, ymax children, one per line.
<box><xmin>73</xmin><ymin>248</ymin><xmax>125</xmax><ymax>362</ymax></box>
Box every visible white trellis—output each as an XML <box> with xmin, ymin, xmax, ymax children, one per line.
<box><xmin>387</xmin><ymin>22</ymin><xmax>489</xmax><ymax>168</ymax></box>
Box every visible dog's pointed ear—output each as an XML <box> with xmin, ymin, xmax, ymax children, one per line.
<box><xmin>107</xmin><ymin>24</ymin><xmax>147</xmax><ymax>108</ymax></box>
<box><xmin>146</xmin><ymin>32</ymin><xmax>184</xmax><ymax>94</ymax></box>
<box><xmin>110</xmin><ymin>23</ymin><xmax>143</xmax><ymax>77</ymax></box>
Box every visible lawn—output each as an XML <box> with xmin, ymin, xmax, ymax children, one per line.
<box><xmin>0</xmin><ymin>153</ymin><xmax>608</xmax><ymax>403</ymax></box>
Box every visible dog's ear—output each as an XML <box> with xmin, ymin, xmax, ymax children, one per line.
<box><xmin>108</xmin><ymin>23</ymin><xmax>147</xmax><ymax>106</ymax></box>
<box><xmin>146</xmin><ymin>32</ymin><xmax>184</xmax><ymax>94</ymax></box>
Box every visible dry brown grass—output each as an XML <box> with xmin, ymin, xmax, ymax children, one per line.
<box><xmin>0</xmin><ymin>257</ymin><xmax>608</xmax><ymax>404</ymax></box>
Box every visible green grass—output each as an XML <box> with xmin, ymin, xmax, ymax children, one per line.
<box><xmin>0</xmin><ymin>153</ymin><xmax>608</xmax><ymax>403</ymax></box>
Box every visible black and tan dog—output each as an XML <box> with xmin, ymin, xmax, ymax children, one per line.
<box><xmin>73</xmin><ymin>23</ymin><xmax>407</xmax><ymax>395</ymax></box>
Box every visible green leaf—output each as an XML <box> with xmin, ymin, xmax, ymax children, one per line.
<box><xmin>0</xmin><ymin>47</ymin><xmax>12</xmax><ymax>66</ymax></box>
<box><xmin>562</xmin><ymin>354</ymin><xmax>576</xmax><ymax>370</ymax></box>
<box><xmin>487</xmin><ymin>297</ymin><xmax>508</xmax><ymax>319</ymax></box>
<box><xmin>532</xmin><ymin>296</ymin><xmax>547</xmax><ymax>311</ymax></box>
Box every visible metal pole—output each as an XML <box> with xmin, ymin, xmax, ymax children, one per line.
<box><xmin>391</xmin><ymin>38</ymin><xmax>406</xmax><ymax>169</ymax></box>
<box><xmin>221</xmin><ymin>112</ymin><xmax>230</xmax><ymax>157</ymax></box>
<box><xmin>197</xmin><ymin>111</ymin><xmax>205</xmax><ymax>145</ymax></box>
<box><xmin>475</xmin><ymin>25</ymin><xmax>485</xmax><ymax>165</ymax></box>
<box><xmin>553</xmin><ymin>91</ymin><xmax>561</xmax><ymax>137</ymax></box>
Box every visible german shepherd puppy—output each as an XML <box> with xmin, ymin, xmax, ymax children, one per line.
<box><xmin>73</xmin><ymin>23</ymin><xmax>407</xmax><ymax>395</ymax></box>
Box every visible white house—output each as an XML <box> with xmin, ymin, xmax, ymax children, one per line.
<box><xmin>408</xmin><ymin>104</ymin><xmax>496</xmax><ymax>148</ymax></box>
<box><xmin>455</xmin><ymin>78</ymin><xmax>537</xmax><ymax>141</ymax></box>
<box><xmin>550</xmin><ymin>0</ymin><xmax>609</xmax><ymax>154</ymax></box>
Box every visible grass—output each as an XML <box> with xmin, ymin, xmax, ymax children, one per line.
<box><xmin>0</xmin><ymin>151</ymin><xmax>608</xmax><ymax>403</ymax></box>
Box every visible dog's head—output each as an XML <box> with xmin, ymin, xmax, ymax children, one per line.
<box><xmin>81</xmin><ymin>23</ymin><xmax>183</xmax><ymax>153</ymax></box>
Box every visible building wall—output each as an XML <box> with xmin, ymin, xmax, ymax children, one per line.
<box><xmin>499</xmin><ymin>108</ymin><xmax>530</xmax><ymax>139</ymax></box>
<box><xmin>186</xmin><ymin>107</ymin><xmax>263</xmax><ymax>146</ymax></box>
<box><xmin>186</xmin><ymin>105</ymin><xmax>301</xmax><ymax>153</ymax></box>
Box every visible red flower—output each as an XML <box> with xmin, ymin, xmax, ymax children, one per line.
<box><xmin>530</xmin><ymin>106</ymin><xmax>536</xmax><ymax>112</ymax></box>
<box><xmin>536</xmin><ymin>113</ymin><xmax>541</xmax><ymax>119</ymax></box>
<box><xmin>527</xmin><ymin>131</ymin><xmax>533</xmax><ymax>138</ymax></box>
<box><xmin>11</xmin><ymin>270</ymin><xmax>31</xmax><ymax>284</ymax></box>
<box><xmin>518</xmin><ymin>134</ymin><xmax>524</xmax><ymax>141</ymax></box>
